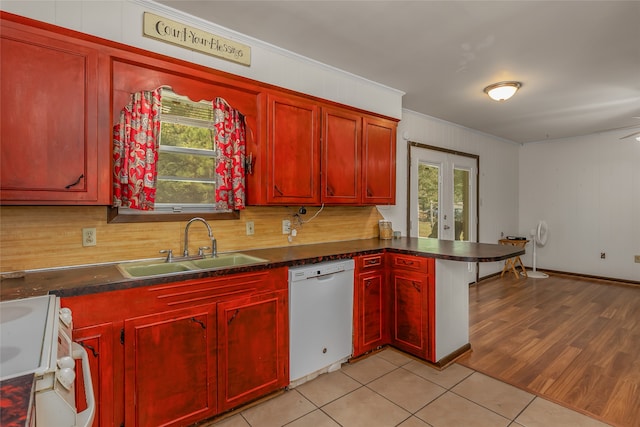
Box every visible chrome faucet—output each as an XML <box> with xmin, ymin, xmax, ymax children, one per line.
<box><xmin>183</xmin><ymin>217</ymin><xmax>216</xmax><ymax>257</ymax></box>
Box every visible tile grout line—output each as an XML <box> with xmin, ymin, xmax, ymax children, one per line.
<box><xmin>446</xmin><ymin>388</ymin><xmax>521</xmax><ymax>425</ymax></box>
<box><xmin>238</xmin><ymin>352</ymin><xmax>554</xmax><ymax>427</ymax></box>
<box><xmin>366</xmin><ymin>360</ymin><xmax>523</xmax><ymax>426</ymax></box>
<box><xmin>446</xmin><ymin>370</ymin><xmax>531</xmax><ymax>423</ymax></box>
<box><xmin>278</xmin><ymin>388</ymin><xmax>327</xmax><ymax>427</ymax></box>
<box><xmin>507</xmin><ymin>395</ymin><xmax>539</xmax><ymax>427</ymax></box>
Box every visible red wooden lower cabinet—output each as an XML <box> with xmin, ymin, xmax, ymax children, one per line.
<box><xmin>353</xmin><ymin>254</ymin><xmax>387</xmax><ymax>357</ymax></box>
<box><xmin>62</xmin><ymin>267</ymin><xmax>288</xmax><ymax>427</ymax></box>
<box><xmin>353</xmin><ymin>253</ymin><xmax>436</xmax><ymax>362</ymax></box>
<box><xmin>124</xmin><ymin>304</ymin><xmax>217</xmax><ymax>426</ymax></box>
<box><xmin>73</xmin><ymin>323</ymin><xmax>115</xmax><ymax>427</ymax></box>
<box><xmin>389</xmin><ymin>269</ymin><xmax>431</xmax><ymax>359</ymax></box>
<box><xmin>217</xmin><ymin>290</ymin><xmax>288</xmax><ymax>412</ymax></box>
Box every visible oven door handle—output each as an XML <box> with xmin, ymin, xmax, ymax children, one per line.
<box><xmin>72</xmin><ymin>342</ymin><xmax>96</xmax><ymax>427</ymax></box>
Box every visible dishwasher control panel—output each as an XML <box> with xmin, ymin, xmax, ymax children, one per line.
<box><xmin>289</xmin><ymin>259</ymin><xmax>355</xmax><ymax>281</ymax></box>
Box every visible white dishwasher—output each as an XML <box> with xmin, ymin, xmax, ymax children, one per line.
<box><xmin>289</xmin><ymin>259</ymin><xmax>355</xmax><ymax>385</ymax></box>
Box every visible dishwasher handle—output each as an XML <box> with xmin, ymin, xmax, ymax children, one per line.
<box><xmin>311</xmin><ymin>272</ymin><xmax>339</xmax><ymax>281</ymax></box>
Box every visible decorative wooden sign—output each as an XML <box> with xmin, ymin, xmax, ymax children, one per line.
<box><xmin>143</xmin><ymin>12</ymin><xmax>251</xmax><ymax>66</ymax></box>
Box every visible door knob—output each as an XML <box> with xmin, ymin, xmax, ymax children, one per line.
<box><xmin>443</xmin><ymin>225</ymin><xmax>451</xmax><ymax>230</ymax></box>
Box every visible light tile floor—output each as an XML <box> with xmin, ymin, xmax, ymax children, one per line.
<box><xmin>205</xmin><ymin>348</ymin><xmax>611</xmax><ymax>427</ymax></box>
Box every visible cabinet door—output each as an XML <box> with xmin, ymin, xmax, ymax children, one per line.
<box><xmin>353</xmin><ymin>254</ymin><xmax>386</xmax><ymax>357</ymax></box>
<box><xmin>389</xmin><ymin>270</ymin><xmax>430</xmax><ymax>359</ymax></box>
<box><xmin>73</xmin><ymin>323</ymin><xmax>114</xmax><ymax>427</ymax></box>
<box><xmin>266</xmin><ymin>93</ymin><xmax>320</xmax><ymax>204</ymax></box>
<box><xmin>217</xmin><ymin>290</ymin><xmax>288</xmax><ymax>412</ymax></box>
<box><xmin>0</xmin><ymin>21</ymin><xmax>109</xmax><ymax>204</ymax></box>
<box><xmin>362</xmin><ymin>116</ymin><xmax>397</xmax><ymax>205</ymax></box>
<box><xmin>322</xmin><ymin>107</ymin><xmax>361</xmax><ymax>204</ymax></box>
<box><xmin>354</xmin><ymin>270</ymin><xmax>386</xmax><ymax>357</ymax></box>
<box><xmin>124</xmin><ymin>304</ymin><xmax>217</xmax><ymax>427</ymax></box>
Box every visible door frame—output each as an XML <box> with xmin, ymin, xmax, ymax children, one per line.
<box><xmin>406</xmin><ymin>141</ymin><xmax>481</xmax><ymax>281</ymax></box>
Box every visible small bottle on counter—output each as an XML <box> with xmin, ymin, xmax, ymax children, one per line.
<box><xmin>378</xmin><ymin>220</ymin><xmax>393</xmax><ymax>240</ymax></box>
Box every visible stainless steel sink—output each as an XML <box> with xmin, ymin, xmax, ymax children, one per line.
<box><xmin>117</xmin><ymin>253</ymin><xmax>268</xmax><ymax>278</ymax></box>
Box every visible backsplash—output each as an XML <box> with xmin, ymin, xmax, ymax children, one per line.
<box><xmin>0</xmin><ymin>205</ymin><xmax>383</xmax><ymax>272</ymax></box>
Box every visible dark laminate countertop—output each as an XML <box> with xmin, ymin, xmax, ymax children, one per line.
<box><xmin>0</xmin><ymin>237</ymin><xmax>524</xmax><ymax>300</ymax></box>
<box><xmin>0</xmin><ymin>374</ymin><xmax>34</xmax><ymax>427</ymax></box>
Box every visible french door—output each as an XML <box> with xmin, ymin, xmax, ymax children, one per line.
<box><xmin>409</xmin><ymin>145</ymin><xmax>478</xmax><ymax>242</ymax></box>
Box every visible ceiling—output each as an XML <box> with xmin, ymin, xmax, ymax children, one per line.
<box><xmin>156</xmin><ymin>1</ymin><xmax>640</xmax><ymax>143</ymax></box>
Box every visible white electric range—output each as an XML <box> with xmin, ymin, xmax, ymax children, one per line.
<box><xmin>0</xmin><ymin>295</ymin><xmax>95</xmax><ymax>427</ymax></box>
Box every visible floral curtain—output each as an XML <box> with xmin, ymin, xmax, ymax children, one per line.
<box><xmin>112</xmin><ymin>89</ymin><xmax>162</xmax><ymax>210</ymax></box>
<box><xmin>213</xmin><ymin>97</ymin><xmax>246</xmax><ymax>210</ymax></box>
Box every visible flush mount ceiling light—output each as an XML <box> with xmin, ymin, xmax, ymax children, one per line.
<box><xmin>483</xmin><ymin>81</ymin><xmax>522</xmax><ymax>101</ymax></box>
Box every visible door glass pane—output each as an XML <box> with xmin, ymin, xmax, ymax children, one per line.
<box><xmin>418</xmin><ymin>163</ymin><xmax>439</xmax><ymax>238</ymax></box>
<box><xmin>453</xmin><ymin>168</ymin><xmax>470</xmax><ymax>241</ymax></box>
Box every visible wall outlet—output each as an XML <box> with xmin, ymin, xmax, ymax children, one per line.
<box><xmin>282</xmin><ymin>219</ymin><xmax>291</xmax><ymax>234</ymax></box>
<box><xmin>600</xmin><ymin>252</ymin><xmax>606</xmax><ymax>259</ymax></box>
<box><xmin>246</xmin><ymin>221</ymin><xmax>255</xmax><ymax>236</ymax></box>
<box><xmin>82</xmin><ymin>228</ymin><xmax>96</xmax><ymax>247</ymax></box>
<box><xmin>635</xmin><ymin>255</ymin><xmax>640</xmax><ymax>263</ymax></box>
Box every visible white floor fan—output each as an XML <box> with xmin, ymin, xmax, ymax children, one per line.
<box><xmin>523</xmin><ymin>220</ymin><xmax>549</xmax><ymax>278</ymax></box>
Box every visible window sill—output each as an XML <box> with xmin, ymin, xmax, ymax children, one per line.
<box><xmin>107</xmin><ymin>207</ymin><xmax>240</xmax><ymax>223</ymax></box>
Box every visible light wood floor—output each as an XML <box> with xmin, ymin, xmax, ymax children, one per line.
<box><xmin>457</xmin><ymin>273</ymin><xmax>640</xmax><ymax>427</ymax></box>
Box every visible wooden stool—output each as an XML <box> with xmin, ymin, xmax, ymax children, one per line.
<box><xmin>499</xmin><ymin>239</ymin><xmax>529</xmax><ymax>279</ymax></box>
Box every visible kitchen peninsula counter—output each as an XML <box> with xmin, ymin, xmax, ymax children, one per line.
<box><xmin>0</xmin><ymin>237</ymin><xmax>523</xmax><ymax>300</ymax></box>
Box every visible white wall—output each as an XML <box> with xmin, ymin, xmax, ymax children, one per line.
<box><xmin>0</xmin><ymin>0</ymin><xmax>403</xmax><ymax>119</ymax></box>
<box><xmin>379</xmin><ymin>110</ymin><xmax>521</xmax><ymax>278</ymax></box>
<box><xmin>519</xmin><ymin>131</ymin><xmax>640</xmax><ymax>282</ymax></box>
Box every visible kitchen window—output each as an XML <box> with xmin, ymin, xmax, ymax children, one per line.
<box><xmin>108</xmin><ymin>88</ymin><xmax>240</xmax><ymax>223</ymax></box>
<box><xmin>156</xmin><ymin>89</ymin><xmax>218</xmax><ymax>210</ymax></box>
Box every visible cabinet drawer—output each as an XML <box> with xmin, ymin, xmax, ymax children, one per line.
<box><xmin>356</xmin><ymin>254</ymin><xmax>385</xmax><ymax>270</ymax></box>
<box><xmin>389</xmin><ymin>254</ymin><xmax>430</xmax><ymax>273</ymax></box>
<box><xmin>149</xmin><ymin>270</ymin><xmax>273</xmax><ymax>307</ymax></box>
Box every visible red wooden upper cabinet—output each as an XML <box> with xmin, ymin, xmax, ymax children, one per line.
<box><xmin>322</xmin><ymin>107</ymin><xmax>397</xmax><ymax>206</ymax></box>
<box><xmin>0</xmin><ymin>17</ymin><xmax>110</xmax><ymax>204</ymax></box>
<box><xmin>362</xmin><ymin>116</ymin><xmax>397</xmax><ymax>205</ymax></box>
<box><xmin>322</xmin><ymin>107</ymin><xmax>362</xmax><ymax>204</ymax></box>
<box><xmin>266</xmin><ymin>93</ymin><xmax>321</xmax><ymax>205</ymax></box>
<box><xmin>262</xmin><ymin>95</ymin><xmax>396</xmax><ymax>206</ymax></box>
